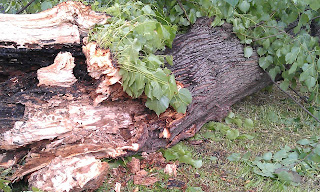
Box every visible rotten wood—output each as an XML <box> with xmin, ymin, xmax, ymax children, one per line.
<box><xmin>0</xmin><ymin>2</ymin><xmax>275</xmax><ymax>191</ymax></box>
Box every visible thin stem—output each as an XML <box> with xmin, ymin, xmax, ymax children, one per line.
<box><xmin>17</xmin><ymin>0</ymin><xmax>36</xmax><ymax>14</ymax></box>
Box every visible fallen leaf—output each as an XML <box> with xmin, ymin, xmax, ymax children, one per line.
<box><xmin>133</xmin><ymin>170</ymin><xmax>158</xmax><ymax>186</ymax></box>
<box><xmin>127</xmin><ymin>157</ymin><xmax>140</xmax><ymax>174</ymax></box>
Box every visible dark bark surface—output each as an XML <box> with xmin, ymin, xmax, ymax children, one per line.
<box><xmin>0</xmin><ymin>3</ymin><xmax>273</xmax><ymax>191</ymax></box>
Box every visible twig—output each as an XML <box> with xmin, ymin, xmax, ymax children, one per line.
<box><xmin>17</xmin><ymin>0</ymin><xmax>37</xmax><ymax>14</ymax></box>
<box><xmin>269</xmin><ymin>74</ymin><xmax>320</xmax><ymax>124</ymax></box>
<box><xmin>289</xmin><ymin>86</ymin><xmax>309</xmax><ymax>104</ymax></box>
<box><xmin>177</xmin><ymin>0</ymin><xmax>191</xmax><ymax>24</ymax></box>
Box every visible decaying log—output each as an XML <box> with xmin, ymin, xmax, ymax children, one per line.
<box><xmin>0</xmin><ymin>0</ymin><xmax>109</xmax><ymax>76</ymax></box>
<box><xmin>0</xmin><ymin>2</ymin><xmax>273</xmax><ymax>191</ymax></box>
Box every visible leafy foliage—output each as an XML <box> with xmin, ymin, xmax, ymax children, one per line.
<box><xmin>0</xmin><ymin>0</ymin><xmax>63</xmax><ymax>13</ymax></box>
<box><xmin>162</xmin><ymin>143</ymin><xmax>202</xmax><ymax>168</ymax></box>
<box><xmin>228</xmin><ymin>136</ymin><xmax>320</xmax><ymax>185</ymax></box>
<box><xmin>204</xmin><ymin>112</ymin><xmax>254</xmax><ymax>140</ymax></box>
<box><xmin>88</xmin><ymin>1</ymin><xmax>192</xmax><ymax>115</ymax></box>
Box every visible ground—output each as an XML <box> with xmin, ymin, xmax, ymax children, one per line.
<box><xmin>96</xmin><ymin>85</ymin><xmax>320</xmax><ymax>192</ymax></box>
<box><xmin>7</xmin><ymin>85</ymin><xmax>320</xmax><ymax>191</ymax></box>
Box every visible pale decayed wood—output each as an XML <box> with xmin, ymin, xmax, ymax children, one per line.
<box><xmin>28</xmin><ymin>155</ymin><xmax>109</xmax><ymax>192</ymax></box>
<box><xmin>0</xmin><ymin>1</ymin><xmax>109</xmax><ymax>49</ymax></box>
<box><xmin>82</xmin><ymin>42</ymin><xmax>122</xmax><ymax>105</ymax></box>
<box><xmin>37</xmin><ymin>52</ymin><xmax>77</xmax><ymax>87</ymax></box>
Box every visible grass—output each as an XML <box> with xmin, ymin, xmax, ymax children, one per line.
<box><xmin>97</xmin><ymin>86</ymin><xmax>320</xmax><ymax>192</ymax></box>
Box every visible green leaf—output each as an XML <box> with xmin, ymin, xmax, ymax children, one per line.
<box><xmin>305</xmin><ymin>77</ymin><xmax>316</xmax><ymax>90</ymax></box>
<box><xmin>259</xmin><ymin>56</ymin><xmax>273</xmax><ymax>70</ymax></box>
<box><xmin>232</xmin><ymin>118</ymin><xmax>242</xmax><ymax>127</ymax></box>
<box><xmin>41</xmin><ymin>1</ymin><xmax>53</xmax><ymax>11</ymax></box>
<box><xmin>202</xmin><ymin>131</ymin><xmax>215</xmax><ymax>140</ymax></box>
<box><xmin>310</xmin><ymin>1</ymin><xmax>320</xmax><ymax>10</ymax></box>
<box><xmin>237</xmin><ymin>134</ymin><xmax>254</xmax><ymax>140</ymax></box>
<box><xmin>300</xmin><ymin>13</ymin><xmax>309</xmax><ymax>25</ymax></box>
<box><xmin>150</xmin><ymin>81</ymin><xmax>163</xmax><ymax>100</ymax></box>
<box><xmin>180</xmin><ymin>155</ymin><xmax>202</xmax><ymax>168</ymax></box>
<box><xmin>224</xmin><ymin>0</ymin><xmax>239</xmax><ymax>7</ymax></box>
<box><xmin>186</xmin><ymin>187</ymin><xmax>204</xmax><ymax>192</ymax></box>
<box><xmin>276</xmin><ymin>170</ymin><xmax>295</xmax><ymax>184</ymax></box>
<box><xmin>206</xmin><ymin>121</ymin><xmax>216</xmax><ymax>130</ymax></box>
<box><xmin>310</xmin><ymin>154</ymin><xmax>320</xmax><ymax>163</ymax></box>
<box><xmin>227</xmin><ymin>153</ymin><xmax>241</xmax><ymax>161</ymax></box>
<box><xmin>226</xmin><ymin>129</ymin><xmax>240</xmax><ymax>140</ymax></box>
<box><xmin>165</xmin><ymin>55</ymin><xmax>174</xmax><ymax>66</ymax></box>
<box><xmin>170</xmin><ymin>88</ymin><xmax>192</xmax><ymax>114</ymax></box>
<box><xmin>280</xmin><ymin>80</ymin><xmax>290</xmax><ymax>91</ymax></box>
<box><xmin>244</xmin><ymin>118</ymin><xmax>254</xmax><ymax>128</ymax></box>
<box><xmin>244</xmin><ymin>46</ymin><xmax>253</xmax><ymax>58</ymax></box>
<box><xmin>227</xmin><ymin>111</ymin><xmax>235</xmax><ymax>118</ymax></box>
<box><xmin>210</xmin><ymin>156</ymin><xmax>218</xmax><ymax>161</ymax></box>
<box><xmin>145</xmin><ymin>96</ymin><xmax>170</xmax><ymax>116</ymax></box>
<box><xmin>238</xmin><ymin>0</ymin><xmax>250</xmax><ymax>13</ymax></box>
<box><xmin>263</xmin><ymin>152</ymin><xmax>273</xmax><ymax>161</ymax></box>
<box><xmin>273</xmin><ymin>149</ymin><xmax>288</xmax><ymax>161</ymax></box>
<box><xmin>267</xmin><ymin>111</ymin><xmax>279</xmax><ymax>122</ymax></box>
<box><xmin>269</xmin><ymin>66</ymin><xmax>281</xmax><ymax>81</ymax></box>
<box><xmin>164</xmin><ymin>150</ymin><xmax>179</xmax><ymax>161</ymax></box>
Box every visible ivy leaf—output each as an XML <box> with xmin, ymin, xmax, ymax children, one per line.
<box><xmin>244</xmin><ymin>46</ymin><xmax>253</xmax><ymax>58</ymax></box>
<box><xmin>224</xmin><ymin>0</ymin><xmax>239</xmax><ymax>7</ymax></box>
<box><xmin>145</xmin><ymin>96</ymin><xmax>170</xmax><ymax>116</ymax></box>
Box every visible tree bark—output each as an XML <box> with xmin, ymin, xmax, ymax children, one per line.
<box><xmin>0</xmin><ymin>2</ymin><xmax>272</xmax><ymax>191</ymax></box>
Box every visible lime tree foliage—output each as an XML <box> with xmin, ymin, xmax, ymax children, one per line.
<box><xmin>2</xmin><ymin>0</ymin><xmax>320</xmax><ymax>117</ymax></box>
<box><xmin>0</xmin><ymin>0</ymin><xmax>62</xmax><ymax>13</ymax></box>
<box><xmin>88</xmin><ymin>1</ymin><xmax>192</xmax><ymax>115</ymax></box>
<box><xmin>88</xmin><ymin>0</ymin><xmax>320</xmax><ymax>117</ymax></box>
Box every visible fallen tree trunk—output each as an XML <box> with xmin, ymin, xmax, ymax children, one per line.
<box><xmin>0</xmin><ymin>2</ymin><xmax>272</xmax><ymax>191</ymax></box>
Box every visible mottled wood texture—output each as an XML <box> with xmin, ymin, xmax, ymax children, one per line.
<box><xmin>0</xmin><ymin>2</ymin><xmax>274</xmax><ymax>191</ymax></box>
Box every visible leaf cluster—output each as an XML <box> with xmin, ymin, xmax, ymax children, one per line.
<box><xmin>161</xmin><ymin>142</ymin><xmax>202</xmax><ymax>168</ymax></box>
<box><xmin>228</xmin><ymin>136</ymin><xmax>320</xmax><ymax>185</ymax></box>
<box><xmin>201</xmin><ymin>0</ymin><xmax>320</xmax><ymax>117</ymax></box>
<box><xmin>89</xmin><ymin>1</ymin><xmax>192</xmax><ymax>115</ymax></box>
<box><xmin>204</xmin><ymin>112</ymin><xmax>254</xmax><ymax>140</ymax></box>
<box><xmin>0</xmin><ymin>0</ymin><xmax>63</xmax><ymax>14</ymax></box>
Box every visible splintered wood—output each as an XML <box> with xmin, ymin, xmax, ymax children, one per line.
<box><xmin>82</xmin><ymin>42</ymin><xmax>122</xmax><ymax>106</ymax></box>
<box><xmin>28</xmin><ymin>155</ymin><xmax>109</xmax><ymax>192</ymax></box>
<box><xmin>0</xmin><ymin>1</ymin><xmax>109</xmax><ymax>49</ymax></box>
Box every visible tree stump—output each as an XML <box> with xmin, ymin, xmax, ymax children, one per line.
<box><xmin>0</xmin><ymin>2</ymin><xmax>272</xmax><ymax>191</ymax></box>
